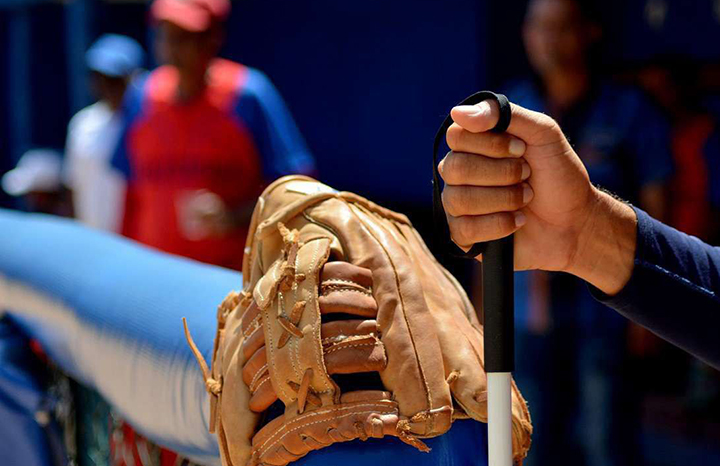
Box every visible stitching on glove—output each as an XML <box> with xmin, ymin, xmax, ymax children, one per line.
<box><xmin>249</xmin><ymin>363</ymin><xmax>269</xmax><ymax>391</ymax></box>
<box><xmin>320</xmin><ymin>286</ymin><xmax>373</xmax><ymax>297</ymax></box>
<box><xmin>242</xmin><ymin>315</ymin><xmax>262</xmax><ymax>339</ymax></box>
<box><xmin>264</xmin><ymin>299</ymin><xmax>292</xmax><ymax>401</ymax></box>
<box><xmin>344</xmin><ymin>204</ymin><xmax>436</xmax><ymax>430</ymax></box>
<box><xmin>305</xmin><ymin>240</ymin><xmax>333</xmax><ymax>393</ymax></box>
<box><xmin>323</xmin><ymin>341</ymin><xmax>379</xmax><ymax>355</ymax></box>
<box><xmin>253</xmin><ymin>375</ymin><xmax>272</xmax><ymax>394</ymax></box>
<box><xmin>255</xmin><ymin>405</ymin><xmax>397</xmax><ymax>457</ymax></box>
<box><xmin>320</xmin><ymin>279</ymin><xmax>372</xmax><ymax>294</ymax></box>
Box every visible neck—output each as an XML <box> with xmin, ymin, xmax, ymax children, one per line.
<box><xmin>104</xmin><ymin>93</ymin><xmax>125</xmax><ymax>112</ymax></box>
<box><xmin>542</xmin><ymin>66</ymin><xmax>590</xmax><ymax>113</ymax></box>
<box><xmin>177</xmin><ymin>67</ymin><xmax>209</xmax><ymax>102</ymax></box>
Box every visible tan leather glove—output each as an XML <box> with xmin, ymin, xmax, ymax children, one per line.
<box><xmin>184</xmin><ymin>175</ymin><xmax>532</xmax><ymax>466</ymax></box>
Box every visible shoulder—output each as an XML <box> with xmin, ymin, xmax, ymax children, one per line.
<box><xmin>68</xmin><ymin>102</ymin><xmax>111</xmax><ymax>136</ymax></box>
<box><xmin>236</xmin><ymin>66</ymin><xmax>278</xmax><ymax>101</ymax></box>
<box><xmin>141</xmin><ymin>66</ymin><xmax>178</xmax><ymax>104</ymax></box>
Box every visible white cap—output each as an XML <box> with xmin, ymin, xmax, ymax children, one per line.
<box><xmin>2</xmin><ymin>149</ymin><xmax>63</xmax><ymax>196</ymax></box>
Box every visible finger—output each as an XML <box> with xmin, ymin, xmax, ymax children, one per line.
<box><xmin>442</xmin><ymin>184</ymin><xmax>533</xmax><ymax>217</ymax></box>
<box><xmin>319</xmin><ymin>262</ymin><xmax>377</xmax><ymax>317</ymax></box>
<box><xmin>249</xmin><ymin>373</ymin><xmax>277</xmax><ymax>413</ymax></box>
<box><xmin>447</xmin><ymin>212</ymin><xmax>526</xmax><ymax>248</ymax></box>
<box><xmin>451</xmin><ymin>101</ymin><xmax>562</xmax><ymax>146</ymax></box>
<box><xmin>439</xmin><ymin>151</ymin><xmax>531</xmax><ymax>186</ymax></box>
<box><xmin>446</xmin><ymin>124</ymin><xmax>526</xmax><ymax>158</ymax></box>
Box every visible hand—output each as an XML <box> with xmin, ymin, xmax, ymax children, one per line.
<box><xmin>439</xmin><ymin>99</ymin><xmax>637</xmax><ymax>294</ymax></box>
<box><xmin>176</xmin><ymin>190</ymin><xmax>233</xmax><ymax>240</ymax></box>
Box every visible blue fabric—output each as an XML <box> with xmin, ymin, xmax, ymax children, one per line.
<box><xmin>234</xmin><ymin>68</ymin><xmax>316</xmax><ymax>180</ymax></box>
<box><xmin>592</xmin><ymin>208</ymin><xmax>720</xmax><ymax>370</ymax></box>
<box><xmin>507</xmin><ymin>80</ymin><xmax>673</xmax><ymax>332</ymax></box>
<box><xmin>110</xmin><ymin>72</ymin><xmax>148</xmax><ymax>179</ymax></box>
<box><xmin>0</xmin><ymin>318</ymin><xmax>64</xmax><ymax>466</ymax></box>
<box><xmin>111</xmin><ymin>66</ymin><xmax>315</xmax><ymax>182</ymax></box>
<box><xmin>85</xmin><ymin>34</ymin><xmax>144</xmax><ymax>78</ymax></box>
<box><xmin>0</xmin><ymin>209</ymin><xmax>488</xmax><ymax>465</ymax></box>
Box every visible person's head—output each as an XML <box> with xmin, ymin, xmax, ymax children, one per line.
<box><xmin>522</xmin><ymin>0</ymin><xmax>602</xmax><ymax>76</ymax></box>
<box><xmin>86</xmin><ymin>34</ymin><xmax>144</xmax><ymax>109</ymax></box>
<box><xmin>151</xmin><ymin>0</ymin><xmax>230</xmax><ymax>76</ymax></box>
<box><xmin>1</xmin><ymin>149</ymin><xmax>69</xmax><ymax>215</ymax></box>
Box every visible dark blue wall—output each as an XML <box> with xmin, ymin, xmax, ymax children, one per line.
<box><xmin>2</xmin><ymin>0</ymin><xmax>720</xmax><ymax>208</ymax></box>
<box><xmin>224</xmin><ymin>0</ymin><xmax>488</xmax><ymax>203</ymax></box>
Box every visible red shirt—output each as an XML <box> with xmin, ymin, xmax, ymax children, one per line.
<box><xmin>113</xmin><ymin>59</ymin><xmax>314</xmax><ymax>269</ymax></box>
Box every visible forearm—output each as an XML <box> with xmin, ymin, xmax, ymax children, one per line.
<box><xmin>567</xmin><ymin>188</ymin><xmax>638</xmax><ymax>295</ymax></box>
<box><xmin>568</xmin><ymin>195</ymin><xmax>720</xmax><ymax>369</ymax></box>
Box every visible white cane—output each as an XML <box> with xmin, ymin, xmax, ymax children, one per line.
<box><xmin>433</xmin><ymin>90</ymin><xmax>515</xmax><ymax>466</ymax></box>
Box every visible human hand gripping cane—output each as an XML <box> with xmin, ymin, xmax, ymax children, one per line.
<box><xmin>433</xmin><ymin>91</ymin><xmax>580</xmax><ymax>466</ymax></box>
<box><xmin>433</xmin><ymin>91</ymin><xmax>516</xmax><ymax>466</ymax></box>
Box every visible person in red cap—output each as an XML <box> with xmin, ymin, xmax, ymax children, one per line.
<box><xmin>112</xmin><ymin>0</ymin><xmax>315</xmax><ymax>271</ymax></box>
<box><xmin>109</xmin><ymin>0</ymin><xmax>314</xmax><ymax>463</ymax></box>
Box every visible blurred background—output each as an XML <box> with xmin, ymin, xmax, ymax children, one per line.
<box><xmin>1</xmin><ymin>0</ymin><xmax>720</xmax><ymax>465</ymax></box>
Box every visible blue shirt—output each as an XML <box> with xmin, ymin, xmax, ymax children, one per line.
<box><xmin>593</xmin><ymin>208</ymin><xmax>720</xmax><ymax>369</ymax></box>
<box><xmin>507</xmin><ymin>80</ymin><xmax>674</xmax><ymax>333</ymax></box>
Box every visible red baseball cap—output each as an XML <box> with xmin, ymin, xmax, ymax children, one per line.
<box><xmin>151</xmin><ymin>0</ymin><xmax>230</xmax><ymax>32</ymax></box>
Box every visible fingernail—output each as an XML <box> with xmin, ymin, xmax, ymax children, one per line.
<box><xmin>509</xmin><ymin>138</ymin><xmax>526</xmax><ymax>156</ymax></box>
<box><xmin>514</xmin><ymin>211</ymin><xmax>527</xmax><ymax>227</ymax></box>
<box><xmin>521</xmin><ymin>163</ymin><xmax>531</xmax><ymax>180</ymax></box>
<box><xmin>454</xmin><ymin>105</ymin><xmax>484</xmax><ymax>117</ymax></box>
<box><xmin>523</xmin><ymin>184</ymin><xmax>534</xmax><ymax>204</ymax></box>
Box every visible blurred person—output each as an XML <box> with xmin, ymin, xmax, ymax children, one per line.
<box><xmin>62</xmin><ymin>34</ymin><xmax>145</xmax><ymax>466</ymax></box>
<box><xmin>637</xmin><ymin>55</ymin><xmax>720</xmax><ymax>434</ymax></box>
<box><xmin>638</xmin><ymin>56</ymin><xmax>720</xmax><ymax>242</ymax></box>
<box><xmin>64</xmin><ymin>34</ymin><xmax>145</xmax><ymax>232</ymax></box>
<box><xmin>2</xmin><ymin>149</ymin><xmax>71</xmax><ymax>216</ymax></box>
<box><xmin>112</xmin><ymin>0</ymin><xmax>315</xmax><ymax>271</ymax></box>
<box><xmin>109</xmin><ymin>0</ymin><xmax>314</xmax><ymax>463</ymax></box>
<box><xmin>499</xmin><ymin>0</ymin><xmax>673</xmax><ymax>465</ymax></box>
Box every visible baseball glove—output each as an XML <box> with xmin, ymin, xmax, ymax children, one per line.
<box><xmin>184</xmin><ymin>175</ymin><xmax>532</xmax><ymax>466</ymax></box>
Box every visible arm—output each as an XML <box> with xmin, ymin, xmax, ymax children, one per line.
<box><xmin>235</xmin><ymin>69</ymin><xmax>316</xmax><ymax>181</ymax></box>
<box><xmin>439</xmin><ymin>99</ymin><xmax>720</xmax><ymax>369</ymax></box>
<box><xmin>110</xmin><ymin>75</ymin><xmax>147</xmax><ymax>238</ymax></box>
<box><xmin>588</xmin><ymin>205</ymin><xmax>720</xmax><ymax>369</ymax></box>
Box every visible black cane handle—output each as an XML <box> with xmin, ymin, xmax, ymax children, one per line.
<box><xmin>432</xmin><ymin>90</ymin><xmax>514</xmax><ymax>373</ymax></box>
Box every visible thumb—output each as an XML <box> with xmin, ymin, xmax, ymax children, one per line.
<box><xmin>450</xmin><ymin>100</ymin><xmax>563</xmax><ymax>146</ymax></box>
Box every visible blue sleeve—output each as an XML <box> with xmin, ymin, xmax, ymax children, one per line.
<box><xmin>110</xmin><ymin>73</ymin><xmax>148</xmax><ymax>179</ymax></box>
<box><xmin>591</xmin><ymin>207</ymin><xmax>720</xmax><ymax>369</ymax></box>
<box><xmin>234</xmin><ymin>69</ymin><xmax>316</xmax><ymax>181</ymax></box>
<box><xmin>626</xmin><ymin>96</ymin><xmax>673</xmax><ymax>186</ymax></box>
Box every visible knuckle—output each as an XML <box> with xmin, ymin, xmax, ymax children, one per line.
<box><xmin>494</xmin><ymin>213</ymin><xmax>514</xmax><ymax>235</ymax></box>
<box><xmin>441</xmin><ymin>152</ymin><xmax>460</xmax><ymax>184</ymax></box>
<box><xmin>504</xmin><ymin>160</ymin><xmax>522</xmax><ymax>184</ymax></box>
<box><xmin>447</xmin><ymin>216</ymin><xmax>465</xmax><ymax>245</ymax></box>
<box><xmin>507</xmin><ymin>185</ymin><xmax>524</xmax><ymax>208</ymax></box>
<box><xmin>538</xmin><ymin>114</ymin><xmax>561</xmax><ymax>134</ymax></box>
<box><xmin>442</xmin><ymin>188</ymin><xmax>458</xmax><ymax>216</ymax></box>
<box><xmin>446</xmin><ymin>126</ymin><xmax>462</xmax><ymax>150</ymax></box>
<box><xmin>456</xmin><ymin>217</ymin><xmax>475</xmax><ymax>245</ymax></box>
<box><xmin>489</xmin><ymin>135</ymin><xmax>504</xmax><ymax>154</ymax></box>
<box><xmin>444</xmin><ymin>186</ymin><xmax>470</xmax><ymax>216</ymax></box>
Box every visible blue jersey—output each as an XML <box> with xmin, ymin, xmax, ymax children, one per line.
<box><xmin>111</xmin><ymin>60</ymin><xmax>315</xmax><ymax>270</ymax></box>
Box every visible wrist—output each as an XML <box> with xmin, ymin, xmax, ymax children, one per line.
<box><xmin>565</xmin><ymin>187</ymin><xmax>638</xmax><ymax>295</ymax></box>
